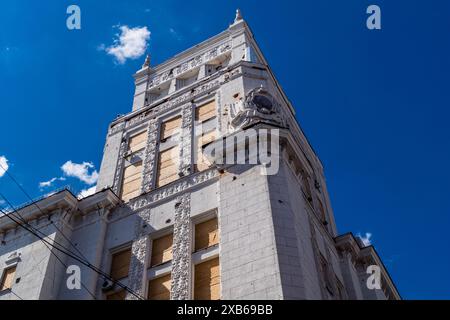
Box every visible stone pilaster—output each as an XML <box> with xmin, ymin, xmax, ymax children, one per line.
<box><xmin>171</xmin><ymin>193</ymin><xmax>192</xmax><ymax>300</ymax></box>
<box><xmin>179</xmin><ymin>104</ymin><xmax>193</xmax><ymax>177</ymax></box>
<box><xmin>125</xmin><ymin>235</ymin><xmax>149</xmax><ymax>300</ymax></box>
<box><xmin>112</xmin><ymin>139</ymin><xmax>128</xmax><ymax>194</ymax></box>
<box><xmin>126</xmin><ymin>208</ymin><xmax>152</xmax><ymax>300</ymax></box>
<box><xmin>141</xmin><ymin>119</ymin><xmax>159</xmax><ymax>193</ymax></box>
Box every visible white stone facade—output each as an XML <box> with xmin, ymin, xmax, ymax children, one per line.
<box><xmin>0</xmin><ymin>13</ymin><xmax>400</xmax><ymax>300</ymax></box>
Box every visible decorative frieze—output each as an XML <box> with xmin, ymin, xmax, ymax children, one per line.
<box><xmin>171</xmin><ymin>193</ymin><xmax>191</xmax><ymax>300</ymax></box>
<box><xmin>148</xmin><ymin>41</ymin><xmax>232</xmax><ymax>90</ymax></box>
<box><xmin>141</xmin><ymin>119</ymin><xmax>159</xmax><ymax>194</ymax></box>
<box><xmin>128</xmin><ymin>168</ymin><xmax>218</xmax><ymax>212</ymax></box>
<box><xmin>108</xmin><ymin>68</ymin><xmax>242</xmax><ymax>137</ymax></box>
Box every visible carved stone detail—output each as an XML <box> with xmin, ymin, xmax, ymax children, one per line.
<box><xmin>216</xmin><ymin>90</ymin><xmax>223</xmax><ymax>133</ymax></box>
<box><xmin>229</xmin><ymin>86</ymin><xmax>287</xmax><ymax>131</ymax></box>
<box><xmin>126</xmin><ymin>234</ymin><xmax>148</xmax><ymax>300</ymax></box>
<box><xmin>112</xmin><ymin>139</ymin><xmax>128</xmax><ymax>194</ymax></box>
<box><xmin>148</xmin><ymin>41</ymin><xmax>232</xmax><ymax>90</ymax></box>
<box><xmin>179</xmin><ymin>103</ymin><xmax>193</xmax><ymax>177</ymax></box>
<box><xmin>141</xmin><ymin>119</ymin><xmax>159</xmax><ymax>194</ymax></box>
<box><xmin>108</xmin><ymin>68</ymin><xmax>242</xmax><ymax>136</ymax></box>
<box><xmin>129</xmin><ymin>168</ymin><xmax>218</xmax><ymax>212</ymax></box>
<box><xmin>171</xmin><ymin>193</ymin><xmax>191</xmax><ymax>300</ymax></box>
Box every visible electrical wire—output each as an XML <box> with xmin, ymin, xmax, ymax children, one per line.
<box><xmin>0</xmin><ymin>164</ymin><xmax>144</xmax><ymax>300</ymax></box>
<box><xmin>0</xmin><ymin>195</ymin><xmax>143</xmax><ymax>300</ymax></box>
<box><xmin>0</xmin><ymin>205</ymin><xmax>98</xmax><ymax>300</ymax></box>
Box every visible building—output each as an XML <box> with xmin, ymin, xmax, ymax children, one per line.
<box><xmin>0</xmin><ymin>10</ymin><xmax>400</xmax><ymax>300</ymax></box>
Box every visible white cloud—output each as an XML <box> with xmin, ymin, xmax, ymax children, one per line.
<box><xmin>0</xmin><ymin>156</ymin><xmax>9</xmax><ymax>178</ymax></box>
<box><xmin>39</xmin><ymin>177</ymin><xmax>66</xmax><ymax>189</ymax></box>
<box><xmin>357</xmin><ymin>232</ymin><xmax>373</xmax><ymax>246</ymax></box>
<box><xmin>39</xmin><ymin>177</ymin><xmax>57</xmax><ymax>188</ymax></box>
<box><xmin>61</xmin><ymin>161</ymin><xmax>98</xmax><ymax>185</ymax></box>
<box><xmin>77</xmin><ymin>185</ymin><xmax>97</xmax><ymax>199</ymax></box>
<box><xmin>105</xmin><ymin>25</ymin><xmax>150</xmax><ymax>64</ymax></box>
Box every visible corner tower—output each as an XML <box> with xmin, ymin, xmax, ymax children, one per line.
<box><xmin>94</xmin><ymin>10</ymin><xmax>400</xmax><ymax>300</ymax></box>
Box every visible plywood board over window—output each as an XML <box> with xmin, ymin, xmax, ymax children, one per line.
<box><xmin>194</xmin><ymin>258</ymin><xmax>220</xmax><ymax>300</ymax></box>
<box><xmin>161</xmin><ymin>116</ymin><xmax>182</xmax><ymax>141</ymax></box>
<box><xmin>106</xmin><ymin>289</ymin><xmax>126</xmax><ymax>300</ymax></box>
<box><xmin>151</xmin><ymin>234</ymin><xmax>173</xmax><ymax>267</ymax></box>
<box><xmin>121</xmin><ymin>161</ymin><xmax>143</xmax><ymax>202</ymax></box>
<box><xmin>195</xmin><ymin>130</ymin><xmax>216</xmax><ymax>172</ymax></box>
<box><xmin>195</xmin><ymin>217</ymin><xmax>219</xmax><ymax>252</ymax></box>
<box><xmin>128</xmin><ymin>131</ymin><xmax>148</xmax><ymax>153</ymax></box>
<box><xmin>110</xmin><ymin>249</ymin><xmax>131</xmax><ymax>280</ymax></box>
<box><xmin>148</xmin><ymin>274</ymin><xmax>171</xmax><ymax>300</ymax></box>
<box><xmin>156</xmin><ymin>146</ymin><xmax>179</xmax><ymax>187</ymax></box>
<box><xmin>195</xmin><ymin>101</ymin><xmax>216</xmax><ymax>122</ymax></box>
<box><xmin>0</xmin><ymin>266</ymin><xmax>16</xmax><ymax>291</ymax></box>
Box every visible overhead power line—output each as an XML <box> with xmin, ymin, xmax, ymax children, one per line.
<box><xmin>0</xmin><ymin>203</ymin><xmax>98</xmax><ymax>300</ymax></box>
<box><xmin>0</xmin><ymin>163</ymin><xmax>144</xmax><ymax>300</ymax></box>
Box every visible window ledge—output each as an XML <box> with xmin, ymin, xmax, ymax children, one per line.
<box><xmin>192</xmin><ymin>245</ymin><xmax>219</xmax><ymax>264</ymax></box>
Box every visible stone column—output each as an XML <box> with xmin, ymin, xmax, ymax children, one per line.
<box><xmin>126</xmin><ymin>208</ymin><xmax>152</xmax><ymax>300</ymax></box>
<box><xmin>141</xmin><ymin>118</ymin><xmax>159</xmax><ymax>193</ymax></box>
<box><xmin>179</xmin><ymin>103</ymin><xmax>193</xmax><ymax>177</ymax></box>
<box><xmin>171</xmin><ymin>193</ymin><xmax>192</xmax><ymax>300</ymax></box>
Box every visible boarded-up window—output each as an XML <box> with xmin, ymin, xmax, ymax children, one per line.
<box><xmin>120</xmin><ymin>131</ymin><xmax>147</xmax><ymax>202</ymax></box>
<box><xmin>161</xmin><ymin>116</ymin><xmax>182</xmax><ymax>141</ymax></box>
<box><xmin>195</xmin><ymin>218</ymin><xmax>219</xmax><ymax>252</ymax></box>
<box><xmin>0</xmin><ymin>266</ymin><xmax>16</xmax><ymax>291</ymax></box>
<box><xmin>156</xmin><ymin>146</ymin><xmax>179</xmax><ymax>187</ymax></box>
<box><xmin>110</xmin><ymin>249</ymin><xmax>131</xmax><ymax>280</ymax></box>
<box><xmin>194</xmin><ymin>258</ymin><xmax>220</xmax><ymax>300</ymax></box>
<box><xmin>106</xmin><ymin>289</ymin><xmax>126</xmax><ymax>300</ymax></box>
<box><xmin>195</xmin><ymin>101</ymin><xmax>216</xmax><ymax>122</ymax></box>
<box><xmin>151</xmin><ymin>234</ymin><xmax>173</xmax><ymax>267</ymax></box>
<box><xmin>121</xmin><ymin>161</ymin><xmax>143</xmax><ymax>202</ymax></box>
<box><xmin>148</xmin><ymin>274</ymin><xmax>171</xmax><ymax>300</ymax></box>
<box><xmin>128</xmin><ymin>131</ymin><xmax>148</xmax><ymax>153</ymax></box>
<box><xmin>195</xmin><ymin>130</ymin><xmax>216</xmax><ymax>172</ymax></box>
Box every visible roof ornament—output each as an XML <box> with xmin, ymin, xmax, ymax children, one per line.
<box><xmin>142</xmin><ymin>54</ymin><xmax>151</xmax><ymax>68</ymax></box>
<box><xmin>234</xmin><ymin>8</ymin><xmax>243</xmax><ymax>23</ymax></box>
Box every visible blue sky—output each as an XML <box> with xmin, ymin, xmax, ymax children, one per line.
<box><xmin>1</xmin><ymin>0</ymin><xmax>449</xmax><ymax>299</ymax></box>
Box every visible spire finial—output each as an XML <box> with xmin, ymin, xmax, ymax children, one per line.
<box><xmin>234</xmin><ymin>8</ymin><xmax>243</xmax><ymax>23</ymax></box>
<box><xmin>142</xmin><ymin>54</ymin><xmax>151</xmax><ymax>68</ymax></box>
